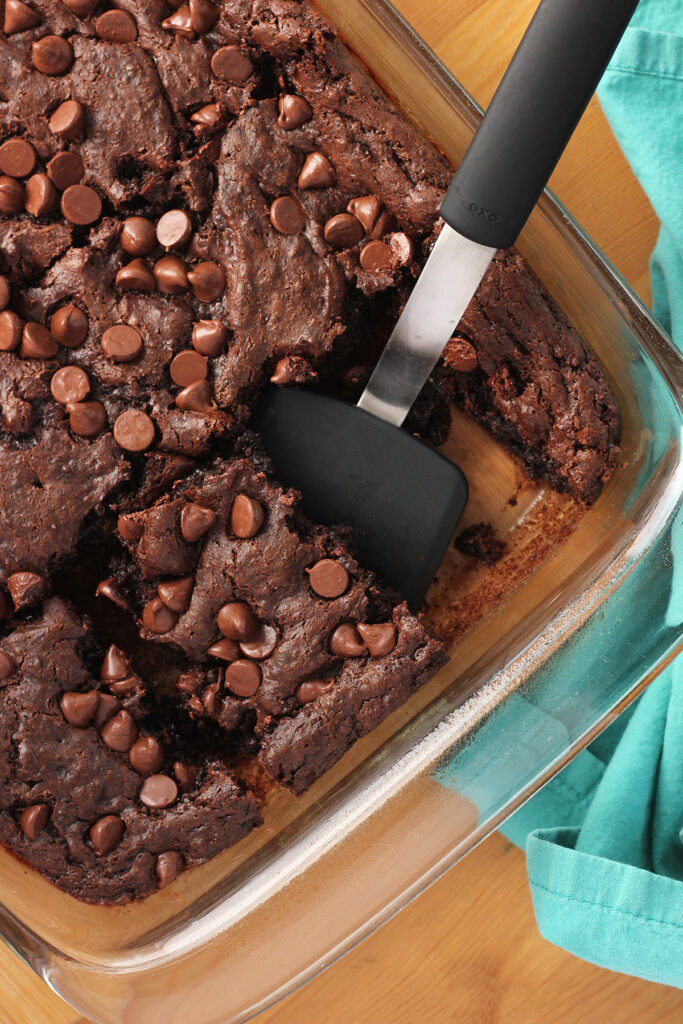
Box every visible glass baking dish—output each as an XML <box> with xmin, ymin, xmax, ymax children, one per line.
<box><xmin>2</xmin><ymin>2</ymin><xmax>682</xmax><ymax>1021</ymax></box>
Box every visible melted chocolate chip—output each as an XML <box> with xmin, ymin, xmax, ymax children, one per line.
<box><xmin>329</xmin><ymin>622</ymin><xmax>367</xmax><ymax>657</ymax></box>
<box><xmin>20</xmin><ymin>322</ymin><xmax>58</xmax><ymax>359</ymax></box>
<box><xmin>324</xmin><ymin>213</ymin><xmax>364</xmax><ymax>249</ymax></box>
<box><xmin>0</xmin><ymin>176</ymin><xmax>24</xmax><ymax>214</ymax></box>
<box><xmin>173</xmin><ymin>762</ymin><xmax>199</xmax><ymax>793</ymax></box>
<box><xmin>207</xmin><ymin>637</ymin><xmax>240</xmax><ymax>661</ymax></box>
<box><xmin>95</xmin><ymin>9</ymin><xmax>137</xmax><ymax>42</ymax></box>
<box><xmin>100</xmin><ymin>644</ymin><xmax>129</xmax><ymax>681</ymax></box>
<box><xmin>347</xmin><ymin>195</ymin><xmax>381</xmax><ymax>234</ymax></box>
<box><xmin>96</xmin><ymin>578</ymin><xmax>130</xmax><ymax>611</ymax></box>
<box><xmin>357</xmin><ymin>622</ymin><xmax>397</xmax><ymax>657</ymax></box>
<box><xmin>175</xmin><ymin>380</ymin><xmax>215</xmax><ymax>411</ymax></box>
<box><xmin>297</xmin><ymin>680</ymin><xmax>334</xmax><ymax>704</ymax></box>
<box><xmin>211</xmin><ymin>45</ymin><xmax>253</xmax><ymax>82</ymax></box>
<box><xmin>189</xmin><ymin>0</ymin><xmax>218</xmax><ymax>33</ymax></box>
<box><xmin>118</xmin><ymin>514</ymin><xmax>144</xmax><ymax>541</ymax></box>
<box><xmin>162</xmin><ymin>6</ymin><xmax>194</xmax><ymax>37</ymax></box>
<box><xmin>359</xmin><ymin>239</ymin><xmax>392</xmax><ymax>272</ymax></box>
<box><xmin>7</xmin><ymin>571</ymin><xmax>46</xmax><ymax>609</ymax></box>
<box><xmin>93</xmin><ymin>693</ymin><xmax>120</xmax><ymax>729</ymax></box>
<box><xmin>156</xmin><ymin>850</ymin><xmax>184</xmax><ymax>887</ymax></box>
<box><xmin>191</xmin><ymin>103</ymin><xmax>222</xmax><ymax>129</ymax></box>
<box><xmin>217</xmin><ymin>601</ymin><xmax>258</xmax><ymax>641</ymax></box>
<box><xmin>239</xmin><ymin>623</ymin><xmax>277</xmax><ymax>660</ymax></box>
<box><xmin>142</xmin><ymin>597</ymin><xmax>179</xmax><ymax>634</ymax></box>
<box><xmin>0</xmin><ymin>310</ymin><xmax>23</xmax><ymax>352</ymax></box>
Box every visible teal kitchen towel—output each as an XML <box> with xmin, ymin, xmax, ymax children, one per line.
<box><xmin>499</xmin><ymin>0</ymin><xmax>683</xmax><ymax>986</ymax></box>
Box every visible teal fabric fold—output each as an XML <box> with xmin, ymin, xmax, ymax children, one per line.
<box><xmin>498</xmin><ymin>0</ymin><xmax>683</xmax><ymax>986</ymax></box>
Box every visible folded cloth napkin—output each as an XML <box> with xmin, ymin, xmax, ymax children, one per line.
<box><xmin>498</xmin><ymin>0</ymin><xmax>683</xmax><ymax>987</ymax></box>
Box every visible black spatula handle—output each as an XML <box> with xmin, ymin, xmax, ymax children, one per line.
<box><xmin>440</xmin><ymin>0</ymin><xmax>638</xmax><ymax>249</ymax></box>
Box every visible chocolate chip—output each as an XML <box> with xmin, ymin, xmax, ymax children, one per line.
<box><xmin>19</xmin><ymin>804</ymin><xmax>50</xmax><ymax>840</ymax></box>
<box><xmin>207</xmin><ymin>637</ymin><xmax>240</xmax><ymax>661</ymax></box>
<box><xmin>102</xmin><ymin>324</ymin><xmax>143</xmax><ymax>363</ymax></box>
<box><xmin>100</xmin><ymin>644</ymin><xmax>129</xmax><ymax>681</ymax></box>
<box><xmin>67</xmin><ymin>400</ymin><xmax>106</xmax><ymax>437</ymax></box>
<box><xmin>298</xmin><ymin>152</ymin><xmax>336</xmax><ymax>190</ymax></box>
<box><xmin>181</xmin><ymin>502</ymin><xmax>215</xmax><ymax>542</ymax></box>
<box><xmin>156</xmin><ymin>209</ymin><xmax>192</xmax><ymax>249</ymax></box>
<box><xmin>269</xmin><ymin>196</ymin><xmax>305</xmax><ymax>235</ymax></box>
<box><xmin>225</xmin><ymin>659</ymin><xmax>261</xmax><ymax>697</ymax></box>
<box><xmin>307</xmin><ymin>559</ymin><xmax>349</xmax><ymax>598</ymax></box>
<box><xmin>32</xmin><ymin>35</ymin><xmax>73</xmax><ymax>75</ymax></box>
<box><xmin>117</xmin><ymin>513</ymin><xmax>144</xmax><ymax>541</ymax></box>
<box><xmin>48</xmin><ymin>100</ymin><xmax>84</xmax><ymax>140</ymax></box>
<box><xmin>161</xmin><ymin>5</ymin><xmax>194</xmax><ymax>37</ymax></box>
<box><xmin>154</xmin><ymin>255</ymin><xmax>188</xmax><ymax>294</ymax></box>
<box><xmin>93</xmin><ymin>693</ymin><xmax>120</xmax><ymax>729</ymax></box>
<box><xmin>191</xmin><ymin>103</ymin><xmax>221</xmax><ymax>129</ymax></box>
<box><xmin>47</xmin><ymin>151</ymin><xmax>85</xmax><ymax>191</ymax></box>
<box><xmin>20</xmin><ymin>322</ymin><xmax>58</xmax><ymax>359</ymax></box>
<box><xmin>129</xmin><ymin>736</ymin><xmax>164</xmax><ymax>776</ymax></box>
<box><xmin>297</xmin><ymin>679</ymin><xmax>334</xmax><ymax>704</ymax></box>
<box><xmin>50</xmin><ymin>365</ymin><xmax>90</xmax><ymax>404</ymax></box>
<box><xmin>4</xmin><ymin>0</ymin><xmax>41</xmax><ymax>35</ymax></box>
<box><xmin>113</xmin><ymin>409</ymin><xmax>156</xmax><ymax>452</ymax></box>
<box><xmin>446</xmin><ymin>336</ymin><xmax>478</xmax><ymax>373</ymax></box>
<box><xmin>0</xmin><ymin>138</ymin><xmax>36</xmax><ymax>178</ymax></box>
<box><xmin>60</xmin><ymin>689</ymin><xmax>100</xmax><ymax>727</ymax></box>
<box><xmin>96</xmin><ymin>577</ymin><xmax>130</xmax><ymax>610</ymax></box>
<box><xmin>0</xmin><ymin>310</ymin><xmax>23</xmax><ymax>352</ymax></box>
<box><xmin>277</xmin><ymin>94</ymin><xmax>313</xmax><ymax>130</ymax></box>
<box><xmin>173</xmin><ymin>762</ymin><xmax>199</xmax><ymax>793</ymax></box>
<box><xmin>0</xmin><ymin>650</ymin><xmax>15</xmax><ymax>680</ymax></box>
<box><xmin>62</xmin><ymin>0</ymin><xmax>97</xmax><ymax>16</ymax></box>
<box><xmin>388</xmin><ymin>231</ymin><xmax>414</xmax><ymax>265</ymax></box>
<box><xmin>346</xmin><ymin>195</ymin><xmax>380</xmax><ymax>234</ymax></box>
<box><xmin>0</xmin><ymin>277</ymin><xmax>8</xmax><ymax>312</ymax></box>
<box><xmin>203</xmin><ymin>681</ymin><xmax>220</xmax><ymax>714</ymax></box>
<box><xmin>108</xmin><ymin>675</ymin><xmax>138</xmax><ymax>697</ymax></box>
<box><xmin>330</xmin><ymin>622</ymin><xmax>367</xmax><ymax>657</ymax></box>
<box><xmin>120</xmin><ymin>217</ymin><xmax>156</xmax><ymax>256</ymax></box>
<box><xmin>61</xmin><ymin>184</ymin><xmax>101</xmax><ymax>225</ymax></box>
<box><xmin>211</xmin><ymin>45</ymin><xmax>253</xmax><ymax>82</ymax></box>
<box><xmin>158</xmin><ymin>575</ymin><xmax>193</xmax><ymax>613</ymax></box>
<box><xmin>142</xmin><ymin>597</ymin><xmax>179</xmax><ymax>634</ymax></box>
<box><xmin>50</xmin><ymin>303</ymin><xmax>88</xmax><ymax>347</ymax></box>
<box><xmin>170</xmin><ymin>350</ymin><xmax>207</xmax><ymax>387</ymax></box>
<box><xmin>239</xmin><ymin>623</ymin><xmax>277</xmax><ymax>660</ymax></box>
<box><xmin>95</xmin><ymin>9</ymin><xmax>137</xmax><ymax>42</ymax></box>
<box><xmin>24</xmin><ymin>173</ymin><xmax>57</xmax><ymax>216</ymax></box>
<box><xmin>156</xmin><ymin>850</ymin><xmax>184</xmax><ymax>887</ymax></box>
<box><xmin>217</xmin><ymin>601</ymin><xmax>258</xmax><ymax>641</ymax></box>
<box><xmin>0</xmin><ymin>175</ymin><xmax>24</xmax><ymax>214</ymax></box>
<box><xmin>116</xmin><ymin>258</ymin><xmax>155</xmax><ymax>291</ymax></box>
<box><xmin>90</xmin><ymin>815</ymin><xmax>124</xmax><ymax>856</ymax></box>
<box><xmin>175</xmin><ymin>379</ymin><xmax>215</xmax><ymax>411</ymax></box>
<box><xmin>230</xmin><ymin>493</ymin><xmax>264</xmax><ymax>538</ymax></box>
<box><xmin>269</xmin><ymin>355</ymin><xmax>315</xmax><ymax>385</ymax></box>
<box><xmin>324</xmin><ymin>213</ymin><xmax>364</xmax><ymax>249</ymax></box>
<box><xmin>101</xmin><ymin>709</ymin><xmax>138</xmax><ymax>752</ymax></box>
<box><xmin>371</xmin><ymin>208</ymin><xmax>397</xmax><ymax>238</ymax></box>
<box><xmin>191</xmin><ymin>319</ymin><xmax>226</xmax><ymax>356</ymax></box>
<box><xmin>357</xmin><ymin>622</ymin><xmax>397</xmax><ymax>657</ymax></box>
<box><xmin>7</xmin><ymin>571</ymin><xmax>46</xmax><ymax>609</ymax></box>
<box><xmin>189</xmin><ymin>0</ymin><xmax>218</xmax><ymax>33</ymax></box>
<box><xmin>360</xmin><ymin>240</ymin><xmax>392</xmax><ymax>272</ymax></box>
<box><xmin>140</xmin><ymin>774</ymin><xmax>178</xmax><ymax>809</ymax></box>
<box><xmin>187</xmin><ymin>261</ymin><xmax>225</xmax><ymax>301</ymax></box>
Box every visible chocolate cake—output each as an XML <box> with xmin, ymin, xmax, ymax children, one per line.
<box><xmin>0</xmin><ymin>0</ymin><xmax>621</xmax><ymax>902</ymax></box>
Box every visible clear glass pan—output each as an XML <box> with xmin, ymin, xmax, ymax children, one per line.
<box><xmin>1</xmin><ymin>2</ymin><xmax>682</xmax><ymax>1022</ymax></box>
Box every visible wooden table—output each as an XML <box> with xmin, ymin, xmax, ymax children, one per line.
<box><xmin>3</xmin><ymin>2</ymin><xmax>678</xmax><ymax>1022</ymax></box>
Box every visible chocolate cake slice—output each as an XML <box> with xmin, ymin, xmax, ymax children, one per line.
<box><xmin>0</xmin><ymin>598</ymin><xmax>261</xmax><ymax>904</ymax></box>
<box><xmin>112</xmin><ymin>439</ymin><xmax>446</xmax><ymax>794</ymax></box>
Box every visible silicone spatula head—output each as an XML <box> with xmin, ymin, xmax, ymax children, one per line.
<box><xmin>251</xmin><ymin>387</ymin><xmax>467</xmax><ymax>610</ymax></box>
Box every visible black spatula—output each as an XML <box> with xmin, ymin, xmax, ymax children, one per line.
<box><xmin>252</xmin><ymin>0</ymin><xmax>638</xmax><ymax>609</ymax></box>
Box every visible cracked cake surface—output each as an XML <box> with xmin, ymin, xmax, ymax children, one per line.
<box><xmin>0</xmin><ymin>0</ymin><xmax>621</xmax><ymax>902</ymax></box>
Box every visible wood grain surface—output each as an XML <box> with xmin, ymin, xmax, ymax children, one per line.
<box><xmin>2</xmin><ymin>1</ymin><xmax>676</xmax><ymax>1022</ymax></box>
